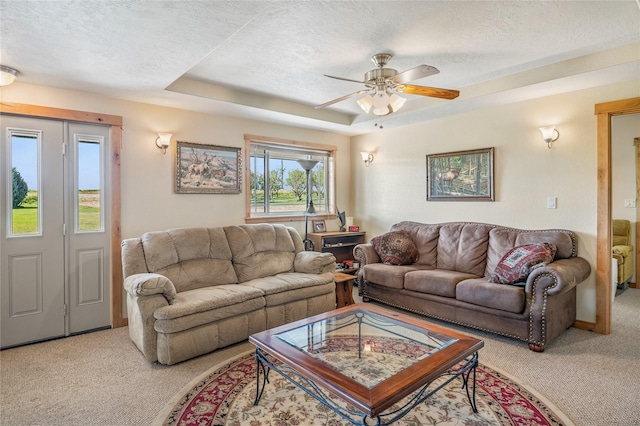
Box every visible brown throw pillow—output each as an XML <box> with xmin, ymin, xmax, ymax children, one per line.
<box><xmin>370</xmin><ymin>230</ymin><xmax>419</xmax><ymax>265</ymax></box>
<box><xmin>489</xmin><ymin>243</ymin><xmax>557</xmax><ymax>284</ymax></box>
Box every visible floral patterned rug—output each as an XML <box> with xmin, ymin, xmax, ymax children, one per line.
<box><xmin>157</xmin><ymin>345</ymin><xmax>572</xmax><ymax>426</ymax></box>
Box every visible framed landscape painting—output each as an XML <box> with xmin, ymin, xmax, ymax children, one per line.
<box><xmin>426</xmin><ymin>147</ymin><xmax>494</xmax><ymax>201</ymax></box>
<box><xmin>175</xmin><ymin>141</ymin><xmax>242</xmax><ymax>194</ymax></box>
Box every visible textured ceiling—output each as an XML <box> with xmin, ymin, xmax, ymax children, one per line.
<box><xmin>1</xmin><ymin>1</ymin><xmax>639</xmax><ymax>135</ymax></box>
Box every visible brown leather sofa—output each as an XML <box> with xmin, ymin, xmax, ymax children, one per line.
<box><xmin>354</xmin><ymin>221</ymin><xmax>591</xmax><ymax>352</ymax></box>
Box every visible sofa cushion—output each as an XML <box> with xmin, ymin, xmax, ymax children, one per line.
<box><xmin>363</xmin><ymin>263</ymin><xmax>433</xmax><ymax>289</ymax></box>
<box><xmin>153</xmin><ymin>284</ymin><xmax>264</xmax><ymax>321</ymax></box>
<box><xmin>390</xmin><ymin>222</ymin><xmax>440</xmax><ymax>267</ymax></box>
<box><xmin>437</xmin><ymin>223</ymin><xmax>492</xmax><ymax>276</ymax></box>
<box><xmin>225</xmin><ymin>224</ymin><xmax>297</xmax><ymax>282</ymax></box>
<box><xmin>370</xmin><ymin>230</ymin><xmax>419</xmax><ymax>265</ymax></box>
<box><xmin>486</xmin><ymin>228</ymin><xmax>575</xmax><ymax>276</ymax></box>
<box><xmin>456</xmin><ymin>279</ymin><xmax>526</xmax><ymax>314</ymax></box>
<box><xmin>489</xmin><ymin>243</ymin><xmax>557</xmax><ymax>284</ymax></box>
<box><xmin>242</xmin><ymin>272</ymin><xmax>335</xmax><ymax>306</ymax></box>
<box><xmin>141</xmin><ymin>227</ymin><xmax>238</xmax><ymax>292</ymax></box>
<box><xmin>404</xmin><ymin>270</ymin><xmax>479</xmax><ymax>298</ymax></box>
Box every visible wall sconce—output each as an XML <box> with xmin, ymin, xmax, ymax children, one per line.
<box><xmin>361</xmin><ymin>152</ymin><xmax>374</xmax><ymax>167</ymax></box>
<box><xmin>155</xmin><ymin>133</ymin><xmax>172</xmax><ymax>155</ymax></box>
<box><xmin>539</xmin><ymin>126</ymin><xmax>559</xmax><ymax>149</ymax></box>
<box><xmin>0</xmin><ymin>65</ymin><xmax>19</xmax><ymax>86</ymax></box>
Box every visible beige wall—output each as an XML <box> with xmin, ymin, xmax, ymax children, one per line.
<box><xmin>3</xmin><ymin>79</ymin><xmax>640</xmax><ymax>323</ymax></box>
<box><xmin>351</xmin><ymin>79</ymin><xmax>640</xmax><ymax>323</ymax></box>
<box><xmin>612</xmin><ymin>113</ymin><xmax>638</xmax><ymax>284</ymax></box>
<box><xmin>1</xmin><ymin>83</ymin><xmax>352</xmax><ymax>239</ymax></box>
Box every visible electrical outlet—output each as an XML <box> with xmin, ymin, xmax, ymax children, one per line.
<box><xmin>547</xmin><ymin>197</ymin><xmax>557</xmax><ymax>209</ymax></box>
<box><xmin>624</xmin><ymin>199</ymin><xmax>636</xmax><ymax>208</ymax></box>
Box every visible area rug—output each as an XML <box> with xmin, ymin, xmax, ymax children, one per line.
<box><xmin>156</xmin><ymin>350</ymin><xmax>573</xmax><ymax>426</ymax></box>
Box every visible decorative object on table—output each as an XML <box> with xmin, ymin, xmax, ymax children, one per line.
<box><xmin>336</xmin><ymin>207</ymin><xmax>346</xmax><ymax>232</ymax></box>
<box><xmin>175</xmin><ymin>141</ymin><xmax>242</xmax><ymax>194</ymax></box>
<box><xmin>348</xmin><ymin>225</ymin><xmax>360</xmax><ymax>232</ymax></box>
<box><xmin>159</xmin><ymin>350</ymin><xmax>569</xmax><ymax>426</ymax></box>
<box><xmin>312</xmin><ymin>220</ymin><xmax>326</xmax><ymax>233</ymax></box>
<box><xmin>297</xmin><ymin>159</ymin><xmax>319</xmax><ymax>251</ymax></box>
<box><xmin>426</xmin><ymin>147</ymin><xmax>494</xmax><ymax>201</ymax></box>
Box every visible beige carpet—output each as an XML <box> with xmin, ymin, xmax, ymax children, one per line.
<box><xmin>1</xmin><ymin>288</ymin><xmax>639</xmax><ymax>426</ymax></box>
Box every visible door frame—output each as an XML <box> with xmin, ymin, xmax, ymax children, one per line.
<box><xmin>591</xmin><ymin>97</ymin><xmax>640</xmax><ymax>334</ymax></box>
<box><xmin>0</xmin><ymin>102</ymin><xmax>126</xmax><ymax>328</ymax></box>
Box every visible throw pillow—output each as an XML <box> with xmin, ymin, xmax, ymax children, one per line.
<box><xmin>489</xmin><ymin>243</ymin><xmax>557</xmax><ymax>285</ymax></box>
<box><xmin>370</xmin><ymin>230</ymin><xmax>419</xmax><ymax>265</ymax></box>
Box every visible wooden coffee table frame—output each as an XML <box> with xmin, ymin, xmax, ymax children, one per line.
<box><xmin>249</xmin><ymin>304</ymin><xmax>484</xmax><ymax>425</ymax></box>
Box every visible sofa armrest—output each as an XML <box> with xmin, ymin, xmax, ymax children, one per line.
<box><xmin>294</xmin><ymin>251</ymin><xmax>336</xmax><ymax>274</ymax></box>
<box><xmin>526</xmin><ymin>257</ymin><xmax>591</xmax><ymax>296</ymax></box>
<box><xmin>353</xmin><ymin>243</ymin><xmax>380</xmax><ymax>266</ymax></box>
<box><xmin>123</xmin><ymin>273</ymin><xmax>177</xmax><ymax>304</ymax></box>
<box><xmin>613</xmin><ymin>244</ymin><xmax>632</xmax><ymax>259</ymax></box>
<box><xmin>525</xmin><ymin>257</ymin><xmax>591</xmax><ymax>351</ymax></box>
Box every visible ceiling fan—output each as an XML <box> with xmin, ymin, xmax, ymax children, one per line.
<box><xmin>315</xmin><ymin>53</ymin><xmax>459</xmax><ymax>116</ymax></box>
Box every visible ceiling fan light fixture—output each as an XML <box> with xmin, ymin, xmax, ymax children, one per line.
<box><xmin>356</xmin><ymin>95</ymin><xmax>373</xmax><ymax>113</ymax></box>
<box><xmin>373</xmin><ymin>106</ymin><xmax>391</xmax><ymax>116</ymax></box>
<box><xmin>389</xmin><ymin>93</ymin><xmax>406</xmax><ymax>112</ymax></box>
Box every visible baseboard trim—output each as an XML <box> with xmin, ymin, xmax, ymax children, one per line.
<box><xmin>573</xmin><ymin>320</ymin><xmax>596</xmax><ymax>332</ymax></box>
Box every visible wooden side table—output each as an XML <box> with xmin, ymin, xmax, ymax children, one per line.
<box><xmin>334</xmin><ymin>272</ymin><xmax>356</xmax><ymax>308</ymax></box>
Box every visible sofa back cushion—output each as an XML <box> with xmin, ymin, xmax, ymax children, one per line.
<box><xmin>390</xmin><ymin>221</ymin><xmax>440</xmax><ymax>266</ymax></box>
<box><xmin>140</xmin><ymin>227</ymin><xmax>238</xmax><ymax>293</ymax></box>
<box><xmin>486</xmin><ymin>228</ymin><xmax>577</xmax><ymax>277</ymax></box>
<box><xmin>225</xmin><ymin>224</ymin><xmax>299</xmax><ymax>283</ymax></box>
<box><xmin>437</xmin><ymin>223</ymin><xmax>492</xmax><ymax>276</ymax></box>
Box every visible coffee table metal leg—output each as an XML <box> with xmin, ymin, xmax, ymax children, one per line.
<box><xmin>254</xmin><ymin>348</ymin><xmax>271</xmax><ymax>406</ymax></box>
<box><xmin>460</xmin><ymin>352</ymin><xmax>478</xmax><ymax>413</ymax></box>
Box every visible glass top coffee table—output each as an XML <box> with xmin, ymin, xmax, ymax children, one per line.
<box><xmin>249</xmin><ymin>303</ymin><xmax>484</xmax><ymax>425</ymax></box>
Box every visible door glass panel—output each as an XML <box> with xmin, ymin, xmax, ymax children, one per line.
<box><xmin>9</xmin><ymin>131</ymin><xmax>40</xmax><ymax>236</ymax></box>
<box><xmin>76</xmin><ymin>138</ymin><xmax>103</xmax><ymax>232</ymax></box>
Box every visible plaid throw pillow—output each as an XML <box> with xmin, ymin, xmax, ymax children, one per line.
<box><xmin>489</xmin><ymin>243</ymin><xmax>557</xmax><ymax>284</ymax></box>
<box><xmin>371</xmin><ymin>230</ymin><xmax>419</xmax><ymax>265</ymax></box>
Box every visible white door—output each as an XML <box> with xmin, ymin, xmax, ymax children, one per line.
<box><xmin>66</xmin><ymin>123</ymin><xmax>111</xmax><ymax>333</ymax></box>
<box><xmin>1</xmin><ymin>116</ymin><xmax>111</xmax><ymax>348</ymax></box>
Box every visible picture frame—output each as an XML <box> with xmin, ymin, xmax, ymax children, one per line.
<box><xmin>312</xmin><ymin>220</ymin><xmax>326</xmax><ymax>233</ymax></box>
<box><xmin>175</xmin><ymin>141</ymin><xmax>242</xmax><ymax>194</ymax></box>
<box><xmin>426</xmin><ymin>147</ymin><xmax>494</xmax><ymax>201</ymax></box>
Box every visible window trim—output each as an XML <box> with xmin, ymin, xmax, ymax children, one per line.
<box><xmin>243</xmin><ymin>134</ymin><xmax>337</xmax><ymax>224</ymax></box>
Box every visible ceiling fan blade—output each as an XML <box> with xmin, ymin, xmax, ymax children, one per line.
<box><xmin>324</xmin><ymin>74</ymin><xmax>365</xmax><ymax>84</ymax></box>
<box><xmin>401</xmin><ymin>84</ymin><xmax>459</xmax><ymax>100</ymax></box>
<box><xmin>315</xmin><ymin>89</ymin><xmax>371</xmax><ymax>108</ymax></box>
<box><xmin>390</xmin><ymin>65</ymin><xmax>439</xmax><ymax>84</ymax></box>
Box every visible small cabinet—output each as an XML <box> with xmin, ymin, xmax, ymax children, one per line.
<box><xmin>309</xmin><ymin>231</ymin><xmax>366</xmax><ymax>263</ymax></box>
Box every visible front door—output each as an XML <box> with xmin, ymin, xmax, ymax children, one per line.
<box><xmin>1</xmin><ymin>116</ymin><xmax>111</xmax><ymax>348</ymax></box>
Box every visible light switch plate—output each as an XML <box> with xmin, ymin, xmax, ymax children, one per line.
<box><xmin>547</xmin><ymin>197</ymin><xmax>557</xmax><ymax>209</ymax></box>
<box><xmin>624</xmin><ymin>199</ymin><xmax>636</xmax><ymax>208</ymax></box>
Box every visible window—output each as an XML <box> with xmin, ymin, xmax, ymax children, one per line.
<box><xmin>245</xmin><ymin>135</ymin><xmax>336</xmax><ymax>221</ymax></box>
<box><xmin>75</xmin><ymin>135</ymin><xmax>104</xmax><ymax>232</ymax></box>
<box><xmin>8</xmin><ymin>129</ymin><xmax>41</xmax><ymax>236</ymax></box>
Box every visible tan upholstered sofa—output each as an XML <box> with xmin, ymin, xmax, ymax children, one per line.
<box><xmin>613</xmin><ymin>219</ymin><xmax>633</xmax><ymax>285</ymax></box>
<box><xmin>354</xmin><ymin>221</ymin><xmax>591</xmax><ymax>352</ymax></box>
<box><xmin>122</xmin><ymin>224</ymin><xmax>336</xmax><ymax>365</ymax></box>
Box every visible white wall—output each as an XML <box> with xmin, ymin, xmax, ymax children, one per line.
<box><xmin>612</xmin><ymin>113</ymin><xmax>639</xmax><ymax>283</ymax></box>
<box><xmin>351</xmin><ymin>79</ymin><xmax>640</xmax><ymax>323</ymax></box>
<box><xmin>0</xmin><ymin>83</ymin><xmax>352</xmax><ymax>239</ymax></box>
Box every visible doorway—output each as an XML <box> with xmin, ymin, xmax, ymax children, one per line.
<box><xmin>1</xmin><ymin>115</ymin><xmax>112</xmax><ymax>347</ymax></box>
<box><xmin>594</xmin><ymin>97</ymin><xmax>640</xmax><ymax>335</ymax></box>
